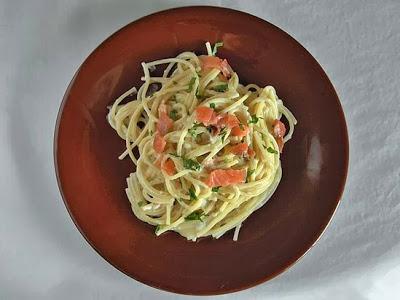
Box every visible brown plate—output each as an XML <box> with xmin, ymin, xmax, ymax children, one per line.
<box><xmin>54</xmin><ymin>6</ymin><xmax>348</xmax><ymax>295</ymax></box>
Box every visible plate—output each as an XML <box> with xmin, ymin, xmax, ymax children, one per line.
<box><xmin>54</xmin><ymin>6</ymin><xmax>348</xmax><ymax>295</ymax></box>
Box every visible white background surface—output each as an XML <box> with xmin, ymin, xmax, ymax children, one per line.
<box><xmin>1</xmin><ymin>1</ymin><xmax>399</xmax><ymax>299</ymax></box>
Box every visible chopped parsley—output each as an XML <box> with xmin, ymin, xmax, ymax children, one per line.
<box><xmin>188</xmin><ymin>187</ymin><xmax>197</xmax><ymax>201</ymax></box>
<box><xmin>212</xmin><ymin>41</ymin><xmax>224</xmax><ymax>56</ymax></box>
<box><xmin>239</xmin><ymin>123</ymin><xmax>245</xmax><ymax>130</ymax></box>
<box><xmin>182</xmin><ymin>157</ymin><xmax>201</xmax><ymax>171</ymax></box>
<box><xmin>196</xmin><ymin>91</ymin><xmax>205</xmax><ymax>100</ymax></box>
<box><xmin>187</xmin><ymin>77</ymin><xmax>197</xmax><ymax>92</ymax></box>
<box><xmin>195</xmin><ymin>87</ymin><xmax>200</xmax><ymax>97</ymax></box>
<box><xmin>247</xmin><ymin>169</ymin><xmax>255</xmax><ymax>182</ymax></box>
<box><xmin>169</xmin><ymin>109</ymin><xmax>178</xmax><ymax>120</ymax></box>
<box><xmin>209</xmin><ymin>103</ymin><xmax>216</xmax><ymax>109</ymax></box>
<box><xmin>188</xmin><ymin>123</ymin><xmax>201</xmax><ymax>138</ymax></box>
<box><xmin>185</xmin><ymin>210</ymin><xmax>205</xmax><ymax>222</ymax></box>
<box><xmin>196</xmin><ymin>93</ymin><xmax>205</xmax><ymax>100</ymax></box>
<box><xmin>267</xmin><ymin>146</ymin><xmax>278</xmax><ymax>154</ymax></box>
<box><xmin>138</xmin><ymin>201</ymin><xmax>146</xmax><ymax>207</ymax></box>
<box><xmin>212</xmin><ymin>186</ymin><xmax>220</xmax><ymax>192</ymax></box>
<box><xmin>219</xmin><ymin>129</ymin><xmax>228</xmax><ymax>142</ymax></box>
<box><xmin>155</xmin><ymin>225</ymin><xmax>162</xmax><ymax>233</ymax></box>
<box><xmin>248</xmin><ymin>115</ymin><xmax>259</xmax><ymax>124</ymax></box>
<box><xmin>214</xmin><ymin>84</ymin><xmax>228</xmax><ymax>92</ymax></box>
<box><xmin>188</xmin><ymin>127</ymin><xmax>197</xmax><ymax>137</ymax></box>
<box><xmin>173</xmin><ymin>80</ymin><xmax>178</xmax><ymax>85</ymax></box>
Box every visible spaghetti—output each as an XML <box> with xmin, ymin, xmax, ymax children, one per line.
<box><xmin>107</xmin><ymin>42</ymin><xmax>297</xmax><ymax>241</ymax></box>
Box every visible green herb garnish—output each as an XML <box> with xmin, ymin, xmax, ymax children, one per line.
<box><xmin>188</xmin><ymin>127</ymin><xmax>197</xmax><ymax>137</ymax></box>
<box><xmin>138</xmin><ymin>201</ymin><xmax>146</xmax><ymax>207</ymax></box>
<box><xmin>210</xmin><ymin>103</ymin><xmax>216</xmax><ymax>109</ymax></box>
<box><xmin>188</xmin><ymin>123</ymin><xmax>201</xmax><ymax>138</ymax></box>
<box><xmin>169</xmin><ymin>109</ymin><xmax>178</xmax><ymax>120</ymax></box>
<box><xmin>183</xmin><ymin>157</ymin><xmax>201</xmax><ymax>171</ymax></box>
<box><xmin>248</xmin><ymin>115</ymin><xmax>259</xmax><ymax>124</ymax></box>
<box><xmin>219</xmin><ymin>129</ymin><xmax>227</xmax><ymax>142</ymax></box>
<box><xmin>239</xmin><ymin>123</ymin><xmax>245</xmax><ymax>130</ymax></box>
<box><xmin>173</xmin><ymin>80</ymin><xmax>178</xmax><ymax>85</ymax></box>
<box><xmin>212</xmin><ymin>186</ymin><xmax>220</xmax><ymax>192</ymax></box>
<box><xmin>267</xmin><ymin>147</ymin><xmax>278</xmax><ymax>154</ymax></box>
<box><xmin>214</xmin><ymin>84</ymin><xmax>228</xmax><ymax>92</ymax></box>
<box><xmin>155</xmin><ymin>225</ymin><xmax>162</xmax><ymax>233</ymax></box>
<box><xmin>212</xmin><ymin>41</ymin><xmax>224</xmax><ymax>56</ymax></box>
<box><xmin>189</xmin><ymin>187</ymin><xmax>197</xmax><ymax>201</ymax></box>
<box><xmin>195</xmin><ymin>85</ymin><xmax>205</xmax><ymax>100</ymax></box>
<box><xmin>185</xmin><ymin>210</ymin><xmax>205</xmax><ymax>222</ymax></box>
<box><xmin>247</xmin><ymin>169</ymin><xmax>255</xmax><ymax>182</ymax></box>
<box><xmin>187</xmin><ymin>77</ymin><xmax>197</xmax><ymax>92</ymax></box>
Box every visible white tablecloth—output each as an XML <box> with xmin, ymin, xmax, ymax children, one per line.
<box><xmin>1</xmin><ymin>1</ymin><xmax>399</xmax><ymax>299</ymax></box>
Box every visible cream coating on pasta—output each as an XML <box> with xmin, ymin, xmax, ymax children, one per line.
<box><xmin>107</xmin><ymin>42</ymin><xmax>297</xmax><ymax>241</ymax></box>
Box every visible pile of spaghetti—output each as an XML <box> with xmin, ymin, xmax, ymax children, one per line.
<box><xmin>107</xmin><ymin>42</ymin><xmax>297</xmax><ymax>241</ymax></box>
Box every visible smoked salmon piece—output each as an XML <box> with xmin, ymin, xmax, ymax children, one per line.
<box><xmin>231</xmin><ymin>125</ymin><xmax>249</xmax><ymax>137</ymax></box>
<box><xmin>219</xmin><ymin>59</ymin><xmax>232</xmax><ymax>78</ymax></box>
<box><xmin>229</xmin><ymin>143</ymin><xmax>249</xmax><ymax>155</ymax></box>
<box><xmin>276</xmin><ymin>137</ymin><xmax>284</xmax><ymax>153</ymax></box>
<box><xmin>218</xmin><ymin>114</ymin><xmax>239</xmax><ymax>129</ymax></box>
<box><xmin>153</xmin><ymin>132</ymin><xmax>166</xmax><ymax>153</ymax></box>
<box><xmin>195</xmin><ymin>106</ymin><xmax>221</xmax><ymax>126</ymax></box>
<box><xmin>156</xmin><ymin>103</ymin><xmax>173</xmax><ymax>136</ymax></box>
<box><xmin>272</xmin><ymin>119</ymin><xmax>286</xmax><ymax>138</ymax></box>
<box><xmin>204</xmin><ymin>169</ymin><xmax>246</xmax><ymax>187</ymax></box>
<box><xmin>199</xmin><ymin>56</ymin><xmax>233</xmax><ymax>78</ymax></box>
<box><xmin>247</xmin><ymin>147</ymin><xmax>255</xmax><ymax>158</ymax></box>
<box><xmin>272</xmin><ymin>119</ymin><xmax>286</xmax><ymax>153</ymax></box>
<box><xmin>162</xmin><ymin>158</ymin><xmax>176</xmax><ymax>175</ymax></box>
